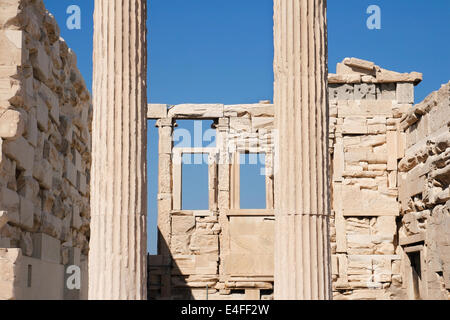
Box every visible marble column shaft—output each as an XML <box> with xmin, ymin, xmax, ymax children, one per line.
<box><xmin>273</xmin><ymin>0</ymin><xmax>332</xmax><ymax>300</ymax></box>
<box><xmin>89</xmin><ymin>0</ymin><xmax>148</xmax><ymax>300</ymax></box>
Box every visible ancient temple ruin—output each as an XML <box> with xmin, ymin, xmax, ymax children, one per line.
<box><xmin>147</xmin><ymin>59</ymin><xmax>450</xmax><ymax>300</ymax></box>
<box><xmin>0</xmin><ymin>0</ymin><xmax>449</xmax><ymax>300</ymax></box>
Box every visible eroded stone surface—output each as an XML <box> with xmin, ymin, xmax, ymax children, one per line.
<box><xmin>329</xmin><ymin>57</ymin><xmax>423</xmax><ymax>86</ymax></box>
<box><xmin>0</xmin><ymin>0</ymin><xmax>91</xmax><ymax>301</ymax></box>
<box><xmin>397</xmin><ymin>82</ymin><xmax>450</xmax><ymax>300</ymax></box>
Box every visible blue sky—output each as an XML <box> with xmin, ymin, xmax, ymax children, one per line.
<box><xmin>44</xmin><ymin>0</ymin><xmax>450</xmax><ymax>254</ymax></box>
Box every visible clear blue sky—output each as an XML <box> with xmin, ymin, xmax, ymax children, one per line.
<box><xmin>44</xmin><ymin>0</ymin><xmax>450</xmax><ymax>254</ymax></box>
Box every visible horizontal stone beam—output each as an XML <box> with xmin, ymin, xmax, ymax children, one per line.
<box><xmin>226</xmin><ymin>209</ymin><xmax>274</xmax><ymax>216</ymax></box>
<box><xmin>168</xmin><ymin>104</ymin><xmax>224</xmax><ymax>119</ymax></box>
<box><xmin>399</xmin><ymin>233</ymin><xmax>425</xmax><ymax>246</ymax></box>
<box><xmin>342</xmin><ymin>209</ymin><xmax>399</xmax><ymax>217</ymax></box>
<box><xmin>147</xmin><ymin>103</ymin><xmax>275</xmax><ymax>120</ymax></box>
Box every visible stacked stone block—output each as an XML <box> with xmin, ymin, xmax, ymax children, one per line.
<box><xmin>0</xmin><ymin>0</ymin><xmax>91</xmax><ymax>300</ymax></box>
<box><xmin>328</xmin><ymin>58</ymin><xmax>421</xmax><ymax>300</ymax></box>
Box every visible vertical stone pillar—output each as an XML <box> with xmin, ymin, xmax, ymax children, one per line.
<box><xmin>156</xmin><ymin>118</ymin><xmax>173</xmax><ymax>256</ymax></box>
<box><xmin>217</xmin><ymin>118</ymin><xmax>231</xmax><ymax>279</ymax></box>
<box><xmin>156</xmin><ymin>118</ymin><xmax>173</xmax><ymax>298</ymax></box>
<box><xmin>273</xmin><ymin>0</ymin><xmax>331</xmax><ymax>300</ymax></box>
<box><xmin>89</xmin><ymin>0</ymin><xmax>148</xmax><ymax>300</ymax></box>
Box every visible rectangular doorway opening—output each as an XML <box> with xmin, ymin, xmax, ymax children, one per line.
<box><xmin>407</xmin><ymin>251</ymin><xmax>422</xmax><ymax>300</ymax></box>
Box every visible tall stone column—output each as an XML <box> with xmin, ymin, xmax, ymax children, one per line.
<box><xmin>89</xmin><ymin>0</ymin><xmax>148</xmax><ymax>300</ymax></box>
<box><xmin>273</xmin><ymin>0</ymin><xmax>331</xmax><ymax>300</ymax></box>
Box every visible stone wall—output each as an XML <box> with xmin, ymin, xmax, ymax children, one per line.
<box><xmin>0</xmin><ymin>0</ymin><xmax>91</xmax><ymax>300</ymax></box>
<box><xmin>328</xmin><ymin>58</ymin><xmax>422</xmax><ymax>300</ymax></box>
<box><xmin>148</xmin><ymin>58</ymin><xmax>450</xmax><ymax>301</ymax></box>
<box><xmin>148</xmin><ymin>102</ymin><xmax>275</xmax><ymax>300</ymax></box>
<box><xmin>328</xmin><ymin>58</ymin><xmax>450</xmax><ymax>300</ymax></box>
<box><xmin>397</xmin><ymin>82</ymin><xmax>450</xmax><ymax>300</ymax></box>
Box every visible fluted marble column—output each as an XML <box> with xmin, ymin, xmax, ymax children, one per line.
<box><xmin>273</xmin><ymin>0</ymin><xmax>331</xmax><ymax>300</ymax></box>
<box><xmin>89</xmin><ymin>0</ymin><xmax>148</xmax><ymax>300</ymax></box>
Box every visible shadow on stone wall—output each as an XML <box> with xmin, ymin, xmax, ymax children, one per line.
<box><xmin>148</xmin><ymin>229</ymin><xmax>193</xmax><ymax>300</ymax></box>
